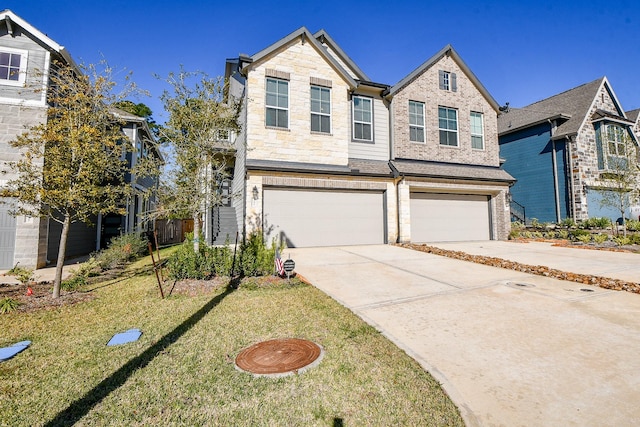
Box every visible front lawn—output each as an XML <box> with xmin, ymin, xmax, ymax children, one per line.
<box><xmin>0</xmin><ymin>252</ymin><xmax>462</xmax><ymax>426</ymax></box>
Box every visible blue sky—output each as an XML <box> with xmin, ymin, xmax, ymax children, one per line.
<box><xmin>5</xmin><ymin>0</ymin><xmax>640</xmax><ymax>123</ymax></box>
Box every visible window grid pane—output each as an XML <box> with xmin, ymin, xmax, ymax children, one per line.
<box><xmin>409</xmin><ymin>101</ymin><xmax>425</xmax><ymax>142</ymax></box>
<box><xmin>470</xmin><ymin>112</ymin><xmax>484</xmax><ymax>149</ymax></box>
<box><xmin>438</xmin><ymin>107</ymin><xmax>458</xmax><ymax>146</ymax></box>
<box><xmin>311</xmin><ymin>85</ymin><xmax>331</xmax><ymax>134</ymax></box>
<box><xmin>266</xmin><ymin>78</ymin><xmax>288</xmax><ymax>128</ymax></box>
<box><xmin>353</xmin><ymin>96</ymin><xmax>372</xmax><ymax>141</ymax></box>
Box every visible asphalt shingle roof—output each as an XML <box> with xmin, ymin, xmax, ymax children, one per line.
<box><xmin>498</xmin><ymin>78</ymin><xmax>605</xmax><ymax>138</ymax></box>
<box><xmin>391</xmin><ymin>159</ymin><xmax>515</xmax><ymax>182</ymax></box>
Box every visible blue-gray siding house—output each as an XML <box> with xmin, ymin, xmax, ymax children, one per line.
<box><xmin>498</xmin><ymin>77</ymin><xmax>637</xmax><ymax>224</ymax></box>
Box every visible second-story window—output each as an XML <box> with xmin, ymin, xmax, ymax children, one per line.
<box><xmin>409</xmin><ymin>100</ymin><xmax>425</xmax><ymax>142</ymax></box>
<box><xmin>438</xmin><ymin>70</ymin><xmax>457</xmax><ymax>92</ymax></box>
<box><xmin>438</xmin><ymin>106</ymin><xmax>458</xmax><ymax>146</ymax></box>
<box><xmin>352</xmin><ymin>95</ymin><xmax>372</xmax><ymax>141</ymax></box>
<box><xmin>310</xmin><ymin>85</ymin><xmax>331</xmax><ymax>133</ymax></box>
<box><xmin>0</xmin><ymin>48</ymin><xmax>27</xmax><ymax>85</ymax></box>
<box><xmin>470</xmin><ymin>112</ymin><xmax>484</xmax><ymax>149</ymax></box>
<box><xmin>265</xmin><ymin>77</ymin><xmax>288</xmax><ymax>128</ymax></box>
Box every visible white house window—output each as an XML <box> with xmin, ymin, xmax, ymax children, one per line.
<box><xmin>470</xmin><ymin>112</ymin><xmax>484</xmax><ymax>149</ymax></box>
<box><xmin>409</xmin><ymin>100</ymin><xmax>425</xmax><ymax>142</ymax></box>
<box><xmin>265</xmin><ymin>77</ymin><xmax>288</xmax><ymax>128</ymax></box>
<box><xmin>438</xmin><ymin>106</ymin><xmax>458</xmax><ymax>146</ymax></box>
<box><xmin>352</xmin><ymin>95</ymin><xmax>372</xmax><ymax>141</ymax></box>
<box><xmin>0</xmin><ymin>48</ymin><xmax>27</xmax><ymax>85</ymax></box>
<box><xmin>310</xmin><ymin>85</ymin><xmax>331</xmax><ymax>133</ymax></box>
<box><xmin>438</xmin><ymin>70</ymin><xmax>457</xmax><ymax>92</ymax></box>
<box><xmin>606</xmin><ymin>124</ymin><xmax>628</xmax><ymax>169</ymax></box>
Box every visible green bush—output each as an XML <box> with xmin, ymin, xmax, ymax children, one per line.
<box><xmin>628</xmin><ymin>233</ymin><xmax>640</xmax><ymax>245</ymax></box>
<box><xmin>239</xmin><ymin>231</ymin><xmax>276</xmax><ymax>277</ymax></box>
<box><xmin>625</xmin><ymin>219</ymin><xmax>640</xmax><ymax>232</ymax></box>
<box><xmin>544</xmin><ymin>231</ymin><xmax>557</xmax><ymax>239</ymax></box>
<box><xmin>557</xmin><ymin>229</ymin><xmax>570</xmax><ymax>240</ymax></box>
<box><xmin>61</xmin><ymin>275</ymin><xmax>87</xmax><ymax>291</ymax></box>
<box><xmin>8</xmin><ymin>265</ymin><xmax>34</xmax><ymax>284</ymax></box>
<box><xmin>614</xmin><ymin>236</ymin><xmax>631</xmax><ymax>246</ymax></box>
<box><xmin>530</xmin><ymin>218</ymin><xmax>541</xmax><ymax>229</ymax></box>
<box><xmin>569</xmin><ymin>228</ymin><xmax>590</xmax><ymax>241</ymax></box>
<box><xmin>0</xmin><ymin>297</ymin><xmax>20</xmax><ymax>314</ymax></box>
<box><xmin>576</xmin><ymin>233</ymin><xmax>592</xmax><ymax>243</ymax></box>
<box><xmin>167</xmin><ymin>239</ymin><xmax>212</xmax><ymax>280</ymax></box>
<box><xmin>593</xmin><ymin>233</ymin><xmax>609</xmax><ymax>244</ymax></box>
<box><xmin>580</xmin><ymin>217</ymin><xmax>611</xmax><ymax>230</ymax></box>
<box><xmin>96</xmin><ymin>233</ymin><xmax>149</xmax><ymax>270</ymax></box>
<box><xmin>210</xmin><ymin>244</ymin><xmax>234</xmax><ymax>276</ymax></box>
<box><xmin>559</xmin><ymin>218</ymin><xmax>576</xmax><ymax>228</ymax></box>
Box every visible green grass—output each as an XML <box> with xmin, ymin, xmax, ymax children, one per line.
<box><xmin>0</xmin><ymin>251</ymin><xmax>463</xmax><ymax>426</ymax></box>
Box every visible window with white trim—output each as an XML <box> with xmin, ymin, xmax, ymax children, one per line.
<box><xmin>0</xmin><ymin>48</ymin><xmax>27</xmax><ymax>85</ymax></box>
<box><xmin>605</xmin><ymin>124</ymin><xmax>627</xmax><ymax>169</ymax></box>
<box><xmin>310</xmin><ymin>85</ymin><xmax>331</xmax><ymax>133</ymax></box>
<box><xmin>409</xmin><ymin>100</ymin><xmax>425</xmax><ymax>142</ymax></box>
<box><xmin>438</xmin><ymin>106</ymin><xmax>458</xmax><ymax>146</ymax></box>
<box><xmin>265</xmin><ymin>77</ymin><xmax>288</xmax><ymax>128</ymax></box>
<box><xmin>352</xmin><ymin>95</ymin><xmax>372</xmax><ymax>141</ymax></box>
<box><xmin>470</xmin><ymin>112</ymin><xmax>484</xmax><ymax>149</ymax></box>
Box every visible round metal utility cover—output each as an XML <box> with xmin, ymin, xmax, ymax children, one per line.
<box><xmin>235</xmin><ymin>338</ymin><xmax>323</xmax><ymax>377</ymax></box>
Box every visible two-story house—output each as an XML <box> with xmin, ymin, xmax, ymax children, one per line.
<box><xmin>224</xmin><ymin>27</ymin><xmax>513</xmax><ymax>247</ymax></box>
<box><xmin>0</xmin><ymin>10</ymin><xmax>161</xmax><ymax>268</ymax></box>
<box><xmin>498</xmin><ymin>78</ymin><xmax>638</xmax><ymax>224</ymax></box>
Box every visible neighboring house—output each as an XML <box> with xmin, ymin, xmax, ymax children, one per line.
<box><xmin>0</xmin><ymin>10</ymin><xmax>161</xmax><ymax>268</ymax></box>
<box><xmin>224</xmin><ymin>27</ymin><xmax>513</xmax><ymax>247</ymax></box>
<box><xmin>498</xmin><ymin>77</ymin><xmax>638</xmax><ymax>224</ymax></box>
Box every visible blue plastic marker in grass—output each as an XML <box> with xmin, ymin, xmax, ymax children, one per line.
<box><xmin>0</xmin><ymin>340</ymin><xmax>31</xmax><ymax>361</ymax></box>
<box><xmin>107</xmin><ymin>329</ymin><xmax>142</xmax><ymax>346</ymax></box>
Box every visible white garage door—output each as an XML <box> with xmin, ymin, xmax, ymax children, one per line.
<box><xmin>263</xmin><ymin>188</ymin><xmax>385</xmax><ymax>247</ymax></box>
<box><xmin>0</xmin><ymin>204</ymin><xmax>16</xmax><ymax>269</ymax></box>
<box><xmin>410</xmin><ymin>192</ymin><xmax>491</xmax><ymax>242</ymax></box>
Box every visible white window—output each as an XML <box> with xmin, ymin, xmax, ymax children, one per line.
<box><xmin>438</xmin><ymin>70</ymin><xmax>457</xmax><ymax>92</ymax></box>
<box><xmin>0</xmin><ymin>48</ymin><xmax>27</xmax><ymax>86</ymax></box>
<box><xmin>605</xmin><ymin>124</ymin><xmax>628</xmax><ymax>169</ymax></box>
<box><xmin>265</xmin><ymin>78</ymin><xmax>288</xmax><ymax>128</ymax></box>
<box><xmin>409</xmin><ymin>100</ymin><xmax>425</xmax><ymax>142</ymax></box>
<box><xmin>438</xmin><ymin>106</ymin><xmax>458</xmax><ymax>146</ymax></box>
<box><xmin>352</xmin><ymin>96</ymin><xmax>372</xmax><ymax>141</ymax></box>
<box><xmin>470</xmin><ymin>112</ymin><xmax>484</xmax><ymax>149</ymax></box>
<box><xmin>310</xmin><ymin>85</ymin><xmax>331</xmax><ymax>133</ymax></box>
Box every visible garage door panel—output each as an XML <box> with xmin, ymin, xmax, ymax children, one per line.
<box><xmin>410</xmin><ymin>193</ymin><xmax>490</xmax><ymax>242</ymax></box>
<box><xmin>264</xmin><ymin>189</ymin><xmax>384</xmax><ymax>247</ymax></box>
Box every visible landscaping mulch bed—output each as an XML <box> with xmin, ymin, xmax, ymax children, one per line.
<box><xmin>168</xmin><ymin>275</ymin><xmax>299</xmax><ymax>296</ymax></box>
<box><xmin>0</xmin><ymin>281</ymin><xmax>95</xmax><ymax>313</ymax></box>
<box><xmin>400</xmin><ymin>241</ymin><xmax>640</xmax><ymax>294</ymax></box>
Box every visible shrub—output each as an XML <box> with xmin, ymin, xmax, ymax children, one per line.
<box><xmin>96</xmin><ymin>233</ymin><xmax>149</xmax><ymax>270</ymax></box>
<box><xmin>544</xmin><ymin>231</ymin><xmax>557</xmax><ymax>239</ymax></box>
<box><xmin>530</xmin><ymin>218</ymin><xmax>541</xmax><ymax>229</ymax></box>
<box><xmin>61</xmin><ymin>275</ymin><xmax>87</xmax><ymax>291</ymax></box>
<box><xmin>239</xmin><ymin>231</ymin><xmax>276</xmax><ymax>277</ymax></box>
<box><xmin>211</xmin><ymin>244</ymin><xmax>234</xmax><ymax>276</ymax></box>
<box><xmin>628</xmin><ymin>233</ymin><xmax>640</xmax><ymax>245</ymax></box>
<box><xmin>559</xmin><ymin>218</ymin><xmax>576</xmax><ymax>228</ymax></box>
<box><xmin>0</xmin><ymin>298</ymin><xmax>20</xmax><ymax>314</ymax></box>
<box><xmin>580</xmin><ymin>217</ymin><xmax>611</xmax><ymax>230</ymax></box>
<box><xmin>614</xmin><ymin>236</ymin><xmax>631</xmax><ymax>246</ymax></box>
<box><xmin>592</xmin><ymin>233</ymin><xmax>609</xmax><ymax>244</ymax></box>
<box><xmin>557</xmin><ymin>230</ymin><xmax>570</xmax><ymax>240</ymax></box>
<box><xmin>625</xmin><ymin>219</ymin><xmax>640</xmax><ymax>232</ymax></box>
<box><xmin>166</xmin><ymin>239</ymin><xmax>212</xmax><ymax>280</ymax></box>
<box><xmin>569</xmin><ymin>228</ymin><xmax>590</xmax><ymax>241</ymax></box>
<box><xmin>8</xmin><ymin>265</ymin><xmax>34</xmax><ymax>284</ymax></box>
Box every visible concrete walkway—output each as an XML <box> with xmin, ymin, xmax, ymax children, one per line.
<box><xmin>289</xmin><ymin>244</ymin><xmax>640</xmax><ymax>427</ymax></box>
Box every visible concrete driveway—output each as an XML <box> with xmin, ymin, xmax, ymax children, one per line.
<box><xmin>288</xmin><ymin>243</ymin><xmax>640</xmax><ymax>427</ymax></box>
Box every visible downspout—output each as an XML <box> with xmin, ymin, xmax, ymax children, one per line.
<box><xmin>389</xmin><ymin>161</ymin><xmax>403</xmax><ymax>243</ymax></box>
<box><xmin>548</xmin><ymin>119</ymin><xmax>561</xmax><ymax>222</ymax></box>
<box><xmin>567</xmin><ymin>135</ymin><xmax>577</xmax><ymax>222</ymax></box>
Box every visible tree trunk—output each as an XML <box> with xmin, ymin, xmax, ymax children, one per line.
<box><xmin>193</xmin><ymin>211</ymin><xmax>200</xmax><ymax>253</ymax></box>
<box><xmin>53</xmin><ymin>214</ymin><xmax>71</xmax><ymax>298</ymax></box>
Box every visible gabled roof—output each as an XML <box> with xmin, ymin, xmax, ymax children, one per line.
<box><xmin>626</xmin><ymin>108</ymin><xmax>640</xmax><ymax>124</ymax></box>
<box><xmin>498</xmin><ymin>77</ymin><xmax>628</xmax><ymax>138</ymax></box>
<box><xmin>0</xmin><ymin>9</ymin><xmax>77</xmax><ymax>70</ymax></box>
<box><xmin>313</xmin><ymin>29</ymin><xmax>370</xmax><ymax>81</ymax></box>
<box><xmin>243</xmin><ymin>27</ymin><xmax>358</xmax><ymax>89</ymax></box>
<box><xmin>386</xmin><ymin>44</ymin><xmax>500</xmax><ymax>112</ymax></box>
